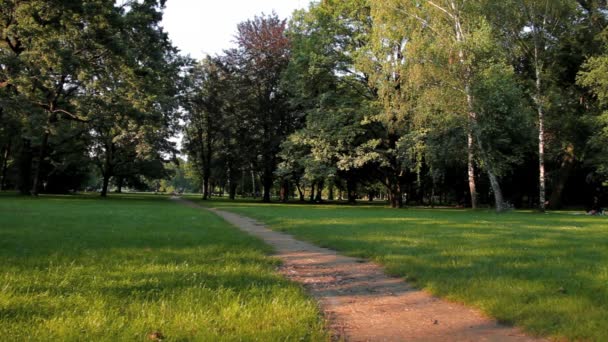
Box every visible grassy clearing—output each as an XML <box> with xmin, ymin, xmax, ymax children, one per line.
<box><xmin>0</xmin><ymin>194</ymin><xmax>326</xmax><ymax>341</ymax></box>
<box><xmin>200</xmin><ymin>198</ymin><xmax>608</xmax><ymax>341</ymax></box>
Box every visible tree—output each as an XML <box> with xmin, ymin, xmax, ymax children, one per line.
<box><xmin>578</xmin><ymin>27</ymin><xmax>608</xmax><ymax>181</ymax></box>
<box><xmin>86</xmin><ymin>0</ymin><xmax>182</xmax><ymax>197</ymax></box>
<box><xmin>484</xmin><ymin>0</ymin><xmax>580</xmax><ymax>211</ymax></box>
<box><xmin>368</xmin><ymin>0</ymin><xmax>533</xmax><ymax>211</ymax></box>
<box><xmin>285</xmin><ymin>0</ymin><xmax>408</xmax><ymax>206</ymax></box>
<box><xmin>0</xmin><ymin>0</ymin><xmax>181</xmax><ymax>196</ymax></box>
<box><xmin>225</xmin><ymin>13</ymin><xmax>295</xmax><ymax>202</ymax></box>
<box><xmin>1</xmin><ymin>0</ymin><xmax>126</xmax><ymax>195</ymax></box>
<box><xmin>184</xmin><ymin>57</ymin><xmax>225</xmax><ymax>199</ymax></box>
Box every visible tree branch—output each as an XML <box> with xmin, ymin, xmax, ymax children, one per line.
<box><xmin>427</xmin><ymin>1</ymin><xmax>456</xmax><ymax>20</ymax></box>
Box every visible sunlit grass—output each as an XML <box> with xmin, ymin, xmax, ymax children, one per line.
<box><xmin>201</xmin><ymin>198</ymin><xmax>608</xmax><ymax>341</ymax></box>
<box><xmin>0</xmin><ymin>194</ymin><xmax>327</xmax><ymax>341</ymax></box>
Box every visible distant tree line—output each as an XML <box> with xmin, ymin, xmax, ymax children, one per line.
<box><xmin>184</xmin><ymin>0</ymin><xmax>608</xmax><ymax>211</ymax></box>
<box><xmin>2</xmin><ymin>0</ymin><xmax>608</xmax><ymax>212</ymax></box>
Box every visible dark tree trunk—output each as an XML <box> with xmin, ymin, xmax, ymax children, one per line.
<box><xmin>547</xmin><ymin>144</ymin><xmax>575</xmax><ymax>210</ymax></box>
<box><xmin>241</xmin><ymin>170</ymin><xmax>246</xmax><ymax>196</ymax></box>
<box><xmin>309</xmin><ymin>182</ymin><xmax>315</xmax><ymax>202</ymax></box>
<box><xmin>202</xmin><ymin>173</ymin><xmax>210</xmax><ymax>200</ymax></box>
<box><xmin>262</xmin><ymin>166</ymin><xmax>272</xmax><ymax>203</ymax></box>
<box><xmin>18</xmin><ymin>139</ymin><xmax>32</xmax><ymax>195</ymax></box>
<box><xmin>296</xmin><ymin>183</ymin><xmax>305</xmax><ymax>201</ymax></box>
<box><xmin>487</xmin><ymin>170</ymin><xmax>506</xmax><ymax>212</ymax></box>
<box><xmin>328</xmin><ymin>185</ymin><xmax>334</xmax><ymax>201</ymax></box>
<box><xmin>385</xmin><ymin>174</ymin><xmax>404</xmax><ymax>208</ymax></box>
<box><xmin>346</xmin><ymin>177</ymin><xmax>357</xmax><ymax>204</ymax></box>
<box><xmin>430</xmin><ymin>180</ymin><xmax>436</xmax><ymax>208</ymax></box>
<box><xmin>280</xmin><ymin>180</ymin><xmax>289</xmax><ymax>202</ymax></box>
<box><xmin>315</xmin><ymin>180</ymin><xmax>324</xmax><ymax>203</ymax></box>
<box><xmin>368</xmin><ymin>191</ymin><xmax>375</xmax><ymax>202</ymax></box>
<box><xmin>101</xmin><ymin>173</ymin><xmax>110</xmax><ymax>197</ymax></box>
<box><xmin>0</xmin><ymin>139</ymin><xmax>11</xmax><ymax>191</ymax></box>
<box><xmin>227</xmin><ymin>165</ymin><xmax>239</xmax><ymax>200</ymax></box>
<box><xmin>30</xmin><ymin>130</ymin><xmax>50</xmax><ymax>196</ymax></box>
<box><xmin>100</xmin><ymin>141</ymin><xmax>113</xmax><ymax>198</ymax></box>
<box><xmin>229</xmin><ymin>182</ymin><xmax>237</xmax><ymax>200</ymax></box>
<box><xmin>388</xmin><ymin>186</ymin><xmax>403</xmax><ymax>208</ymax></box>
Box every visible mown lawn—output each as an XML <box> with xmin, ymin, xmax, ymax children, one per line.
<box><xmin>202</xmin><ymin>198</ymin><xmax>608</xmax><ymax>341</ymax></box>
<box><xmin>0</xmin><ymin>194</ymin><xmax>326</xmax><ymax>341</ymax></box>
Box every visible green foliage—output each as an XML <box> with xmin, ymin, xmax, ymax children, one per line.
<box><xmin>472</xmin><ymin>63</ymin><xmax>534</xmax><ymax>176</ymax></box>
<box><xmin>578</xmin><ymin>30</ymin><xmax>608</xmax><ymax>177</ymax></box>
<box><xmin>0</xmin><ymin>0</ymin><xmax>182</xmax><ymax>195</ymax></box>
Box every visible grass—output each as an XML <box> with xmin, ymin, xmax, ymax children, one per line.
<box><xmin>199</xmin><ymin>198</ymin><xmax>608</xmax><ymax>341</ymax></box>
<box><xmin>0</xmin><ymin>193</ymin><xmax>327</xmax><ymax>341</ymax></box>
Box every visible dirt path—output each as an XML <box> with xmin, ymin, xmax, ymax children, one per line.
<box><xmin>176</xmin><ymin>198</ymin><xmax>542</xmax><ymax>342</ymax></box>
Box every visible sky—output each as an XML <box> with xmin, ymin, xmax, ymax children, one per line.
<box><xmin>162</xmin><ymin>0</ymin><xmax>308</xmax><ymax>60</ymax></box>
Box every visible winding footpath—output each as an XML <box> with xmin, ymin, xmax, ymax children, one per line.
<box><xmin>175</xmin><ymin>198</ymin><xmax>543</xmax><ymax>342</ymax></box>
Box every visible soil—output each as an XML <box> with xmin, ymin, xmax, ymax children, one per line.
<box><xmin>176</xmin><ymin>198</ymin><xmax>543</xmax><ymax>342</ymax></box>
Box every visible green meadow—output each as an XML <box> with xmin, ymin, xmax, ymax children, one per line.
<box><xmin>0</xmin><ymin>194</ymin><xmax>326</xmax><ymax>341</ymax></box>
<box><xmin>202</xmin><ymin>199</ymin><xmax>608</xmax><ymax>341</ymax></box>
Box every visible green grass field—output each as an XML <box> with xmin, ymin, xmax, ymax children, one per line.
<box><xmin>200</xmin><ymin>199</ymin><xmax>608</xmax><ymax>341</ymax></box>
<box><xmin>0</xmin><ymin>194</ymin><xmax>326</xmax><ymax>341</ymax></box>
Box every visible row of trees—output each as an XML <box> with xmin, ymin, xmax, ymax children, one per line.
<box><xmin>2</xmin><ymin>0</ymin><xmax>606</xmax><ymax>211</ymax></box>
<box><xmin>185</xmin><ymin>0</ymin><xmax>608</xmax><ymax>211</ymax></box>
<box><xmin>0</xmin><ymin>0</ymin><xmax>183</xmax><ymax>196</ymax></box>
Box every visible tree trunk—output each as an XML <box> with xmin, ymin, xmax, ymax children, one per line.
<box><xmin>534</xmin><ymin>42</ymin><xmax>547</xmax><ymax>212</ymax></box>
<box><xmin>430</xmin><ymin>180</ymin><xmax>436</xmax><ymax>208</ymax></box>
<box><xmin>241</xmin><ymin>170</ymin><xmax>246</xmax><ymax>196</ymax></box>
<box><xmin>487</xmin><ymin>170</ymin><xmax>505</xmax><ymax>212</ymax></box>
<box><xmin>279</xmin><ymin>180</ymin><xmax>289</xmax><ymax>202</ymax></box>
<box><xmin>468</xmin><ymin>103</ymin><xmax>506</xmax><ymax>212</ymax></box>
<box><xmin>100</xmin><ymin>142</ymin><xmax>113</xmax><ymax>198</ymax></box>
<box><xmin>450</xmin><ymin>2</ymin><xmax>478</xmax><ymax>209</ymax></box>
<box><xmin>346</xmin><ymin>177</ymin><xmax>357</xmax><ymax>204</ymax></box>
<box><xmin>328</xmin><ymin>185</ymin><xmax>334</xmax><ymax>201</ymax></box>
<box><xmin>368</xmin><ymin>191</ymin><xmax>375</xmax><ymax>202</ymax></box>
<box><xmin>296</xmin><ymin>182</ymin><xmax>305</xmax><ymax>201</ymax></box>
<box><xmin>315</xmin><ymin>180</ymin><xmax>324</xmax><ymax>203</ymax></box>
<box><xmin>202</xmin><ymin>173</ymin><xmax>210</xmax><ymax>200</ymax></box>
<box><xmin>262</xmin><ymin>167</ymin><xmax>272</xmax><ymax>203</ymax></box>
<box><xmin>18</xmin><ymin>139</ymin><xmax>32</xmax><ymax>195</ymax></box>
<box><xmin>0</xmin><ymin>139</ymin><xmax>11</xmax><ymax>191</ymax></box>
<box><xmin>251</xmin><ymin>169</ymin><xmax>256</xmax><ymax>198</ymax></box>
<box><xmin>229</xmin><ymin>182</ymin><xmax>237</xmax><ymax>200</ymax></box>
<box><xmin>467</xmin><ymin>126</ymin><xmax>478</xmax><ymax>208</ymax></box>
<box><xmin>30</xmin><ymin>130</ymin><xmax>50</xmax><ymax>196</ymax></box>
<box><xmin>309</xmin><ymin>182</ymin><xmax>315</xmax><ymax>202</ymax></box>
<box><xmin>101</xmin><ymin>173</ymin><xmax>110</xmax><ymax>197</ymax></box>
<box><xmin>387</xmin><ymin>177</ymin><xmax>403</xmax><ymax>208</ymax></box>
<box><xmin>547</xmin><ymin>144</ymin><xmax>575</xmax><ymax>209</ymax></box>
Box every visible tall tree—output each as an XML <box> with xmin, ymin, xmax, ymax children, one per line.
<box><xmin>369</xmin><ymin>0</ymin><xmax>532</xmax><ymax>211</ymax></box>
<box><xmin>227</xmin><ymin>13</ymin><xmax>294</xmax><ymax>202</ymax></box>
<box><xmin>484</xmin><ymin>0</ymin><xmax>578</xmax><ymax>211</ymax></box>
<box><xmin>578</xmin><ymin>27</ymin><xmax>608</xmax><ymax>182</ymax></box>
<box><xmin>184</xmin><ymin>57</ymin><xmax>227</xmax><ymax>199</ymax></box>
